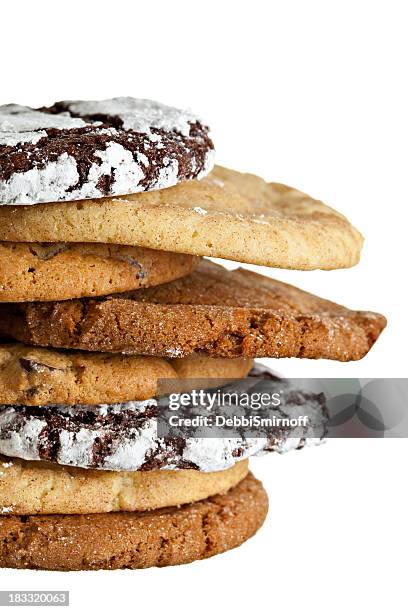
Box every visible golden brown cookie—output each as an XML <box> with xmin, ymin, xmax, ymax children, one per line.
<box><xmin>0</xmin><ymin>344</ymin><xmax>253</xmax><ymax>405</ymax></box>
<box><xmin>0</xmin><ymin>261</ymin><xmax>386</xmax><ymax>361</ymax></box>
<box><xmin>0</xmin><ymin>472</ymin><xmax>267</xmax><ymax>570</ymax></box>
<box><xmin>0</xmin><ymin>456</ymin><xmax>248</xmax><ymax>515</ymax></box>
<box><xmin>0</xmin><ymin>166</ymin><xmax>363</xmax><ymax>271</ymax></box>
<box><xmin>0</xmin><ymin>242</ymin><xmax>199</xmax><ymax>302</ymax></box>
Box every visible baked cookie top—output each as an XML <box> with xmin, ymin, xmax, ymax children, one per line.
<box><xmin>0</xmin><ymin>260</ymin><xmax>386</xmax><ymax>361</ymax></box>
<box><xmin>0</xmin><ymin>98</ymin><xmax>214</xmax><ymax>204</ymax></box>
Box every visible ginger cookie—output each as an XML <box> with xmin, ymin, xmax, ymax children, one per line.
<box><xmin>0</xmin><ymin>472</ymin><xmax>268</xmax><ymax>570</ymax></box>
<box><xmin>0</xmin><ymin>456</ymin><xmax>248</xmax><ymax>515</ymax></box>
<box><xmin>0</xmin><ymin>344</ymin><xmax>253</xmax><ymax>405</ymax></box>
<box><xmin>0</xmin><ymin>261</ymin><xmax>385</xmax><ymax>361</ymax></box>
<box><xmin>0</xmin><ymin>242</ymin><xmax>199</xmax><ymax>302</ymax></box>
<box><xmin>0</xmin><ymin>166</ymin><xmax>362</xmax><ymax>271</ymax></box>
<box><xmin>0</xmin><ymin>99</ymin><xmax>214</xmax><ymax>204</ymax></box>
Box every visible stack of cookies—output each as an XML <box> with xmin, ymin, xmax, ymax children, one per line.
<box><xmin>0</xmin><ymin>98</ymin><xmax>386</xmax><ymax>571</ymax></box>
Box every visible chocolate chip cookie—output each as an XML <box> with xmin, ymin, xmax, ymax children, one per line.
<box><xmin>0</xmin><ymin>242</ymin><xmax>198</xmax><ymax>302</ymax></box>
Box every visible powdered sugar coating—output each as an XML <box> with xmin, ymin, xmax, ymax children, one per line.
<box><xmin>61</xmin><ymin>97</ymin><xmax>201</xmax><ymax>137</ymax></box>
<box><xmin>1</xmin><ymin>154</ymin><xmax>80</xmax><ymax>203</ymax></box>
<box><xmin>0</xmin><ymin>98</ymin><xmax>214</xmax><ymax>205</ymax></box>
<box><xmin>0</xmin><ymin>391</ymin><xmax>326</xmax><ymax>472</ymax></box>
<box><xmin>0</xmin><ymin>105</ymin><xmax>86</xmax><ymax>146</ymax></box>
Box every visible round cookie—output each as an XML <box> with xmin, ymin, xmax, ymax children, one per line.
<box><xmin>0</xmin><ymin>344</ymin><xmax>254</xmax><ymax>405</ymax></box>
<box><xmin>0</xmin><ymin>99</ymin><xmax>214</xmax><ymax>205</ymax></box>
<box><xmin>0</xmin><ymin>401</ymin><xmax>265</xmax><ymax>472</ymax></box>
<box><xmin>0</xmin><ymin>261</ymin><xmax>386</xmax><ymax>361</ymax></box>
<box><xmin>0</xmin><ymin>456</ymin><xmax>248</xmax><ymax>515</ymax></box>
<box><xmin>0</xmin><ymin>472</ymin><xmax>268</xmax><ymax>570</ymax></box>
<box><xmin>0</xmin><ymin>166</ymin><xmax>363</xmax><ymax>271</ymax></box>
<box><xmin>0</xmin><ymin>363</ymin><xmax>327</xmax><ymax>472</ymax></box>
<box><xmin>0</xmin><ymin>242</ymin><xmax>199</xmax><ymax>302</ymax></box>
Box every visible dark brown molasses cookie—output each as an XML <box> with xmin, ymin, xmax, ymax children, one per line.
<box><xmin>0</xmin><ymin>261</ymin><xmax>386</xmax><ymax>361</ymax></box>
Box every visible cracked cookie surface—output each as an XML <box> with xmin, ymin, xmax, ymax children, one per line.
<box><xmin>0</xmin><ymin>358</ymin><xmax>327</xmax><ymax>473</ymax></box>
<box><xmin>0</xmin><ymin>98</ymin><xmax>214</xmax><ymax>204</ymax></box>
<box><xmin>0</xmin><ymin>261</ymin><xmax>386</xmax><ymax>361</ymax></box>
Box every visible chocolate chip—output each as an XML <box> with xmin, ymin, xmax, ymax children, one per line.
<box><xmin>19</xmin><ymin>358</ymin><xmax>62</xmax><ymax>374</ymax></box>
<box><xmin>28</xmin><ymin>244</ymin><xmax>69</xmax><ymax>260</ymax></box>
<box><xmin>110</xmin><ymin>255</ymin><xmax>146</xmax><ymax>279</ymax></box>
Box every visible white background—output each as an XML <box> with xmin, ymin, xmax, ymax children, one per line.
<box><xmin>1</xmin><ymin>0</ymin><xmax>407</xmax><ymax>610</ymax></box>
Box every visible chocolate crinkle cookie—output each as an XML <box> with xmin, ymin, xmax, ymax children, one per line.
<box><xmin>0</xmin><ymin>365</ymin><xmax>328</xmax><ymax>472</ymax></box>
<box><xmin>0</xmin><ymin>98</ymin><xmax>215</xmax><ymax>204</ymax></box>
